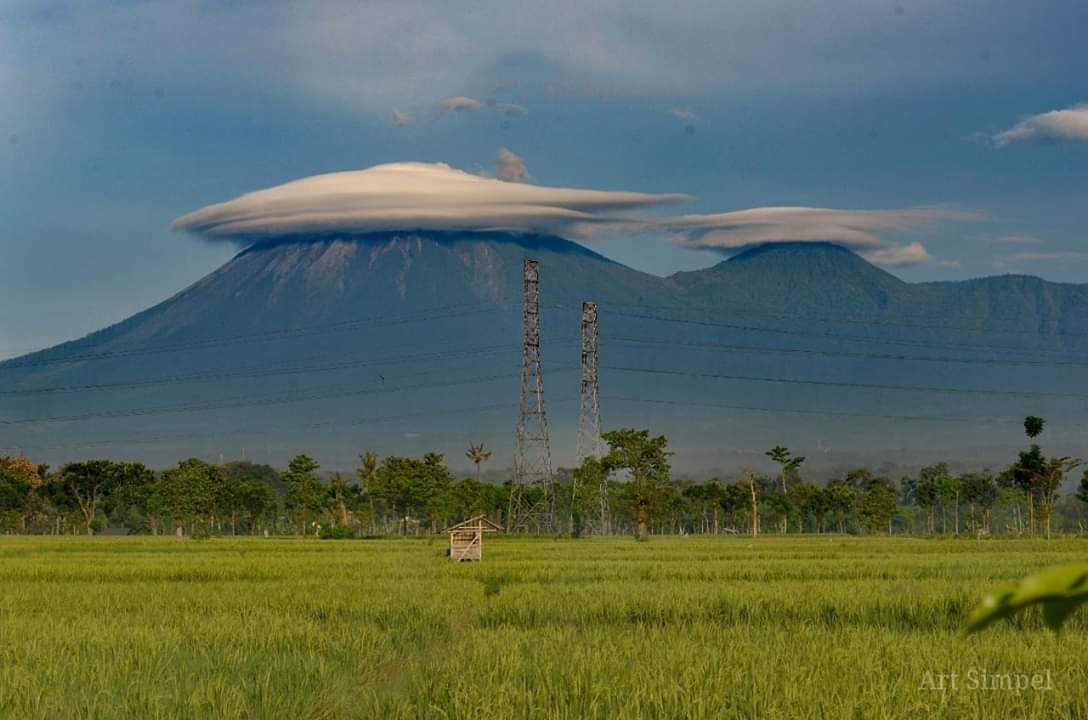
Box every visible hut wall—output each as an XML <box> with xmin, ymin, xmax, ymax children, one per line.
<box><xmin>450</xmin><ymin>530</ymin><xmax>481</xmax><ymax>561</ymax></box>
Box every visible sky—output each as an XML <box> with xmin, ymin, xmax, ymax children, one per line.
<box><xmin>2</xmin><ymin>0</ymin><xmax>1087</xmax><ymax>359</ymax></box>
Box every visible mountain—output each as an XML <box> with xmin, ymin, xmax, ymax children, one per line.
<box><xmin>3</xmin><ymin>235</ymin><xmax>1087</xmax><ymax>473</ymax></box>
<box><xmin>674</xmin><ymin>242</ymin><xmax>1088</xmax><ymax>350</ymax></box>
<box><xmin>672</xmin><ymin>242</ymin><xmax>912</xmax><ymax>315</ymax></box>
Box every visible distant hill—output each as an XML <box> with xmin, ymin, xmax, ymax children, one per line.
<box><xmin>673</xmin><ymin>242</ymin><xmax>1088</xmax><ymax>351</ymax></box>
<box><xmin>3</xmin><ymin>235</ymin><xmax>1087</xmax><ymax>472</ymax></box>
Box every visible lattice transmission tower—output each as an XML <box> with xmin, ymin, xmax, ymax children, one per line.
<box><xmin>508</xmin><ymin>259</ymin><xmax>556</xmax><ymax>533</ymax></box>
<box><xmin>576</xmin><ymin>301</ymin><xmax>604</xmax><ymax>462</ymax></box>
<box><xmin>575</xmin><ymin>301</ymin><xmax>609</xmax><ymax>534</ymax></box>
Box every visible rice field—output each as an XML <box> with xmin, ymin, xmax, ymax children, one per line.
<box><xmin>1</xmin><ymin>535</ymin><xmax>1086</xmax><ymax>719</ymax></box>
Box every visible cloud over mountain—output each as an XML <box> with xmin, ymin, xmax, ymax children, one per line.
<box><xmin>171</xmin><ymin>162</ymin><xmax>688</xmax><ymax>244</ymax></box>
<box><xmin>857</xmin><ymin>241</ymin><xmax>934</xmax><ymax>267</ymax></box>
<box><xmin>663</xmin><ymin>206</ymin><xmax>978</xmax><ymax>266</ymax></box>
<box><xmin>172</xmin><ymin>162</ymin><xmax>978</xmax><ymax>267</ymax></box>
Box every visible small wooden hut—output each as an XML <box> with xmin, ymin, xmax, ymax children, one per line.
<box><xmin>443</xmin><ymin>515</ymin><xmax>504</xmax><ymax>562</ymax></box>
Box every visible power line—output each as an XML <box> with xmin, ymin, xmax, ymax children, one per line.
<box><xmin>5</xmin><ymin>329</ymin><xmax>1081</xmax><ymax>400</ymax></box>
<box><xmin>601</xmin><ymin>335</ymin><xmax>1088</xmax><ymax>370</ymax></box>
<box><xmin>1</xmin><ymin>366</ymin><xmax>579</xmax><ymax>426</ymax></box>
<box><xmin>599</xmin><ymin>300</ymin><xmax>1088</xmax><ymax>340</ymax></box>
<box><xmin>0</xmin><ymin>344</ymin><xmax>529</xmax><ymax>396</ymax></box>
<box><xmin>602</xmin><ymin>308</ymin><xmax>1085</xmax><ymax>358</ymax></box>
<box><xmin>0</xmin><ymin>301</ymin><xmax>520</xmax><ymax>370</ymax></box>
<box><xmin>603</xmin><ymin>396</ymin><xmax>1024</xmax><ymax>424</ymax></box>
<box><xmin>2</xmin><ymin>399</ymin><xmax>577</xmax><ymax>453</ymax></box>
<box><xmin>601</xmin><ymin>365</ymin><xmax>1087</xmax><ymax>401</ymax></box>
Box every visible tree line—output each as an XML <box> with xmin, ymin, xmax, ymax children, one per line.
<box><xmin>2</xmin><ymin>417</ymin><xmax>1086</xmax><ymax>538</ymax></box>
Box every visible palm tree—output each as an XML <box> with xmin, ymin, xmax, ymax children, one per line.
<box><xmin>765</xmin><ymin>445</ymin><xmax>804</xmax><ymax>533</ymax></box>
<box><xmin>356</xmin><ymin>451</ymin><xmax>379</xmax><ymax>533</ymax></box>
<box><xmin>1019</xmin><ymin>416</ymin><xmax>1047</xmax><ymax>535</ymax></box>
<box><xmin>329</xmin><ymin>473</ymin><xmax>351</xmax><ymax>527</ymax></box>
<box><xmin>465</xmin><ymin>442</ymin><xmax>493</xmax><ymax>481</ymax></box>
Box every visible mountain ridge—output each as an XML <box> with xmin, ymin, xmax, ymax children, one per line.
<box><xmin>3</xmin><ymin>232</ymin><xmax>1088</xmax><ymax>470</ymax></box>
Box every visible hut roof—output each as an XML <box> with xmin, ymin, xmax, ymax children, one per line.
<box><xmin>442</xmin><ymin>515</ymin><xmax>504</xmax><ymax>533</ymax></box>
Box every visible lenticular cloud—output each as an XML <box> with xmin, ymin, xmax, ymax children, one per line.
<box><xmin>171</xmin><ymin>162</ymin><xmax>688</xmax><ymax>244</ymax></box>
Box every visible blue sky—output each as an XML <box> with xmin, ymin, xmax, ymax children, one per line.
<box><xmin>1</xmin><ymin>0</ymin><xmax>1086</xmax><ymax>358</ymax></box>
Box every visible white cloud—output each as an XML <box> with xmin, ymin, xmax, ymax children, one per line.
<box><xmin>172</xmin><ymin>161</ymin><xmax>688</xmax><ymax>243</ymax></box>
<box><xmin>670</xmin><ymin>107</ymin><xmax>698</xmax><ymax>122</ymax></box>
<box><xmin>663</xmin><ymin>206</ymin><xmax>979</xmax><ymax>267</ymax></box>
<box><xmin>394</xmin><ymin>98</ymin><xmax>524</xmax><ymax>126</ymax></box>
<box><xmin>494</xmin><ymin>102</ymin><xmax>528</xmax><ymax>117</ymax></box>
<box><xmin>665</xmin><ymin>206</ymin><xmax>976</xmax><ymax>248</ymax></box>
<box><xmin>993</xmin><ymin>252</ymin><xmax>1088</xmax><ymax>269</ymax></box>
<box><xmin>495</xmin><ymin>147</ymin><xmax>530</xmax><ymax>183</ymax></box>
<box><xmin>992</xmin><ymin>104</ymin><xmax>1088</xmax><ymax>146</ymax></box>
<box><xmin>7</xmin><ymin>0</ymin><xmax>1045</xmax><ymax>128</ymax></box>
<box><xmin>858</xmin><ymin>242</ymin><xmax>934</xmax><ymax>267</ymax></box>
<box><xmin>391</xmin><ymin>108</ymin><xmax>416</xmax><ymax>126</ymax></box>
<box><xmin>437</xmin><ymin>96</ymin><xmax>481</xmax><ymax>113</ymax></box>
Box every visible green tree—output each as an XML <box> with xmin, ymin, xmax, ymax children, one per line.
<box><xmin>960</xmin><ymin>471</ymin><xmax>998</xmax><ymax>532</ymax></box>
<box><xmin>371</xmin><ymin>454</ymin><xmax>443</xmax><ymax>535</ymax></box>
<box><xmin>0</xmin><ymin>460</ymin><xmax>32</xmax><ymax>533</ymax></box>
<box><xmin>100</xmin><ymin>462</ymin><xmax>157</xmax><ymax>534</ymax></box>
<box><xmin>601</xmin><ymin>428</ymin><xmax>671</xmax><ymax>540</ymax></box>
<box><xmin>1010</xmin><ymin>444</ymin><xmax>1046</xmax><ymax>536</ymax></box>
<box><xmin>453</xmin><ymin>478</ymin><xmax>488</xmax><ymax>520</ymax></box>
<box><xmin>719</xmin><ymin>482</ymin><xmax>749</xmax><ymax>533</ymax></box>
<box><xmin>790</xmin><ymin>482</ymin><xmax>825</xmax><ymax>533</ymax></box>
<box><xmin>356</xmin><ymin>451</ymin><xmax>380</xmax><ymax>532</ymax></box>
<box><xmin>223</xmin><ymin>461</ymin><xmax>284</xmax><ymax>497</ymax></box>
<box><xmin>571</xmin><ymin>456</ymin><xmax>607</xmax><ymax>537</ymax></box>
<box><xmin>1070</xmin><ymin>472</ymin><xmax>1088</xmax><ymax>528</ymax></box>
<box><xmin>282</xmin><ymin>454</ymin><xmax>328</xmax><ymax>535</ymax></box>
<box><xmin>765</xmin><ymin>446</ymin><xmax>805</xmax><ymax>500</ymax></box>
<box><xmin>824</xmin><ymin>480</ymin><xmax>856</xmax><ymax>533</ymax></box>
<box><xmin>59</xmin><ymin>460</ymin><xmax>131</xmax><ymax>535</ymax></box>
<box><xmin>214</xmin><ymin>470</ymin><xmax>246</xmax><ymax>535</ymax></box>
<box><xmin>857</xmin><ymin>478</ymin><xmax>899</xmax><ymax>534</ymax></box>
<box><xmin>1024</xmin><ymin>415</ymin><xmax>1046</xmax><ymax>439</ymax></box>
<box><xmin>1077</xmin><ymin>471</ymin><xmax>1088</xmax><ymax>513</ymax></box>
<box><xmin>681</xmin><ymin>482</ymin><xmax>712</xmax><ymax>534</ymax></box>
<box><xmin>1013</xmin><ymin>415</ymin><xmax>1048</xmax><ymax>535</ymax></box>
<box><xmin>329</xmin><ymin>473</ymin><xmax>352</xmax><ymax>527</ymax></box>
<box><xmin>420</xmin><ymin>453</ymin><xmax>456</xmax><ymax>532</ymax></box>
<box><xmin>1038</xmin><ymin>456</ymin><xmax>1081</xmax><ymax>539</ymax></box>
<box><xmin>238</xmin><ymin>480</ymin><xmax>279</xmax><ymax>534</ymax></box>
<box><xmin>937</xmin><ymin>472</ymin><xmax>962</xmax><ymax>534</ymax></box>
<box><xmin>916</xmin><ymin>463</ymin><xmax>948</xmax><ymax>534</ymax></box>
<box><xmin>765</xmin><ymin>492</ymin><xmax>794</xmax><ymax>534</ymax></box>
<box><xmin>156</xmin><ymin>459</ymin><xmax>221</xmax><ymax>537</ymax></box>
<box><xmin>996</xmin><ymin>468</ymin><xmax>1025</xmax><ymax>534</ymax></box>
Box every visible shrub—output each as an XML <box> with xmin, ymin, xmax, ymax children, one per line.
<box><xmin>319</xmin><ymin>525</ymin><xmax>357</xmax><ymax>540</ymax></box>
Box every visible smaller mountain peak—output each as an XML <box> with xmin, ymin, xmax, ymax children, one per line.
<box><xmin>669</xmin><ymin>240</ymin><xmax>909</xmax><ymax>313</ymax></box>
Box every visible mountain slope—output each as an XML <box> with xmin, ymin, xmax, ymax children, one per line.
<box><xmin>671</xmin><ymin>242</ymin><xmax>914</xmax><ymax>315</ymax></box>
<box><xmin>3</xmin><ymin>235</ymin><xmax>1088</xmax><ymax>471</ymax></box>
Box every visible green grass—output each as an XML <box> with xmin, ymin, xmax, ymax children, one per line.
<box><xmin>1</xmin><ymin>536</ymin><xmax>1086</xmax><ymax>719</ymax></box>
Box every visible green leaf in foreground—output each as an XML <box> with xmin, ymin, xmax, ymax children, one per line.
<box><xmin>965</xmin><ymin>563</ymin><xmax>1088</xmax><ymax>635</ymax></box>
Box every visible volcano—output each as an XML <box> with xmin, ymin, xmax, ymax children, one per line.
<box><xmin>3</xmin><ymin>234</ymin><xmax>1088</xmax><ymax>473</ymax></box>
